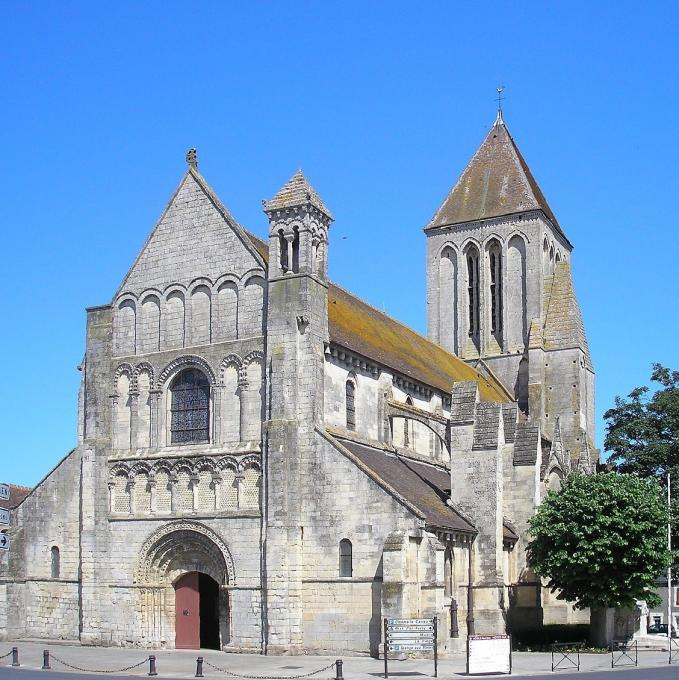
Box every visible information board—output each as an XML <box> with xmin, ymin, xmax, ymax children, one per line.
<box><xmin>467</xmin><ymin>635</ymin><xmax>511</xmax><ymax>675</ymax></box>
<box><xmin>383</xmin><ymin>618</ymin><xmax>437</xmax><ymax>678</ymax></box>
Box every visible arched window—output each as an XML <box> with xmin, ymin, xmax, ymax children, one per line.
<box><xmin>345</xmin><ymin>380</ymin><xmax>356</xmax><ymax>431</ymax></box>
<box><xmin>339</xmin><ymin>539</ymin><xmax>353</xmax><ymax>577</ymax></box>
<box><xmin>51</xmin><ymin>546</ymin><xmax>60</xmax><ymax>579</ymax></box>
<box><xmin>404</xmin><ymin>395</ymin><xmax>413</xmax><ymax>448</ymax></box>
<box><xmin>488</xmin><ymin>241</ymin><xmax>503</xmax><ymax>337</ymax></box>
<box><xmin>170</xmin><ymin>368</ymin><xmax>210</xmax><ymax>444</ymax></box>
<box><xmin>466</xmin><ymin>247</ymin><xmax>480</xmax><ymax>340</ymax></box>
<box><xmin>278</xmin><ymin>230</ymin><xmax>289</xmax><ymax>272</ymax></box>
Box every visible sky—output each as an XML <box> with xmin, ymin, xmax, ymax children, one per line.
<box><xmin>2</xmin><ymin>1</ymin><xmax>678</xmax><ymax>487</ymax></box>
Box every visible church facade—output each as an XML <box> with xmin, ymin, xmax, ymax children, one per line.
<box><xmin>0</xmin><ymin>115</ymin><xmax>595</xmax><ymax>655</ymax></box>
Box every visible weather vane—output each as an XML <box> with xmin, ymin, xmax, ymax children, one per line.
<box><xmin>496</xmin><ymin>85</ymin><xmax>505</xmax><ymax>114</ymax></box>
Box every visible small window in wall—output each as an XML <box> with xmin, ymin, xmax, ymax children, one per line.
<box><xmin>345</xmin><ymin>380</ymin><xmax>356</xmax><ymax>431</ymax></box>
<box><xmin>51</xmin><ymin>546</ymin><xmax>60</xmax><ymax>579</ymax></box>
<box><xmin>488</xmin><ymin>242</ymin><xmax>503</xmax><ymax>336</ymax></box>
<box><xmin>404</xmin><ymin>396</ymin><xmax>413</xmax><ymax>448</ymax></box>
<box><xmin>339</xmin><ymin>539</ymin><xmax>353</xmax><ymax>577</ymax></box>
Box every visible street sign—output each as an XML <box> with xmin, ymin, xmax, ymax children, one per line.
<box><xmin>0</xmin><ymin>532</ymin><xmax>9</xmax><ymax>551</ymax></box>
<box><xmin>467</xmin><ymin>635</ymin><xmax>511</xmax><ymax>676</ymax></box>
<box><xmin>0</xmin><ymin>508</ymin><xmax>9</xmax><ymax>526</ymax></box>
<box><xmin>384</xmin><ymin>618</ymin><xmax>437</xmax><ymax>679</ymax></box>
<box><xmin>0</xmin><ymin>484</ymin><xmax>9</xmax><ymax>502</ymax></box>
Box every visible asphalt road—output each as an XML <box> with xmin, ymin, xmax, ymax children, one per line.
<box><xmin>3</xmin><ymin>666</ymin><xmax>679</xmax><ymax>680</ymax></box>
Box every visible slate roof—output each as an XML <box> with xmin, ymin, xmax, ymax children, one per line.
<box><xmin>427</xmin><ymin>117</ymin><xmax>567</xmax><ymax>243</ymax></box>
<box><xmin>336</xmin><ymin>437</ymin><xmax>475</xmax><ymax>533</ymax></box>
<box><xmin>335</xmin><ymin>436</ymin><xmax>517</xmax><ymax>540</ymax></box>
<box><xmin>262</xmin><ymin>170</ymin><xmax>333</xmax><ymax>218</ymax></box>
<box><xmin>513</xmin><ymin>424</ymin><xmax>540</xmax><ymax>466</ymax></box>
<box><xmin>5</xmin><ymin>484</ymin><xmax>31</xmax><ymax>509</ymax></box>
<box><xmin>542</xmin><ymin>261</ymin><xmax>593</xmax><ymax>370</ymax></box>
<box><xmin>245</xmin><ymin>232</ymin><xmax>508</xmax><ymax>402</ymax></box>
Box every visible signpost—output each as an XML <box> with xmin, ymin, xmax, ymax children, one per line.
<box><xmin>383</xmin><ymin>618</ymin><xmax>437</xmax><ymax>678</ymax></box>
<box><xmin>0</xmin><ymin>508</ymin><xmax>9</xmax><ymax>526</ymax></box>
<box><xmin>0</xmin><ymin>532</ymin><xmax>9</xmax><ymax>551</ymax></box>
<box><xmin>0</xmin><ymin>484</ymin><xmax>9</xmax><ymax>502</ymax></box>
<box><xmin>467</xmin><ymin>635</ymin><xmax>511</xmax><ymax>675</ymax></box>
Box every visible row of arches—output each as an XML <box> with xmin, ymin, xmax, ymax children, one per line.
<box><xmin>543</xmin><ymin>236</ymin><xmax>564</xmax><ymax>275</ymax></box>
<box><xmin>438</xmin><ymin>234</ymin><xmax>527</xmax><ymax>355</ymax></box>
<box><xmin>109</xmin><ymin>456</ymin><xmax>262</xmax><ymax>516</ymax></box>
<box><xmin>113</xmin><ymin>353</ymin><xmax>264</xmax><ymax>450</ymax></box>
<box><xmin>114</xmin><ymin>273</ymin><xmax>265</xmax><ymax>357</ymax></box>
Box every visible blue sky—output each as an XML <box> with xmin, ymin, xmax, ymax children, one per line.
<box><xmin>2</xmin><ymin>1</ymin><xmax>677</xmax><ymax>486</ymax></box>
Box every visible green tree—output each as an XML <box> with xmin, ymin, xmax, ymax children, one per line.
<box><xmin>605</xmin><ymin>364</ymin><xmax>679</xmax><ymax>484</ymax></box>
<box><xmin>527</xmin><ymin>472</ymin><xmax>670</xmax><ymax>610</ymax></box>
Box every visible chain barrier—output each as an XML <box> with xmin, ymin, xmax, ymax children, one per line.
<box><xmin>0</xmin><ymin>650</ymin><xmax>13</xmax><ymax>661</ymax></box>
<box><xmin>49</xmin><ymin>653</ymin><xmax>150</xmax><ymax>674</ymax></box>
<box><xmin>202</xmin><ymin>659</ymin><xmax>337</xmax><ymax>679</ymax></box>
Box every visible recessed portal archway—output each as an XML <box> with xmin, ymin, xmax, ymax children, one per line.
<box><xmin>136</xmin><ymin>522</ymin><xmax>234</xmax><ymax>649</ymax></box>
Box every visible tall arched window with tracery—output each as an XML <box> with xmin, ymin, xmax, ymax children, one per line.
<box><xmin>170</xmin><ymin>368</ymin><xmax>210</xmax><ymax>444</ymax></box>
<box><xmin>345</xmin><ymin>379</ymin><xmax>356</xmax><ymax>431</ymax></box>
<box><xmin>466</xmin><ymin>247</ymin><xmax>480</xmax><ymax>342</ymax></box>
<box><xmin>488</xmin><ymin>240</ymin><xmax>503</xmax><ymax>339</ymax></box>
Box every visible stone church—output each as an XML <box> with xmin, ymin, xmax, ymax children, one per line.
<box><xmin>0</xmin><ymin>114</ymin><xmax>595</xmax><ymax>655</ymax></box>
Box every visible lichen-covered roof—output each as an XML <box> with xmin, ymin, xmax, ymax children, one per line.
<box><xmin>263</xmin><ymin>170</ymin><xmax>333</xmax><ymax>218</ymax></box>
<box><xmin>245</xmin><ymin>233</ymin><xmax>508</xmax><ymax>402</ymax></box>
<box><xmin>542</xmin><ymin>261</ymin><xmax>593</xmax><ymax>370</ymax></box>
<box><xmin>5</xmin><ymin>484</ymin><xmax>31</xmax><ymax>509</ymax></box>
<box><xmin>427</xmin><ymin>117</ymin><xmax>567</xmax><ymax>242</ymax></box>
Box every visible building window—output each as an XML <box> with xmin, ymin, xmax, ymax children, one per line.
<box><xmin>170</xmin><ymin>368</ymin><xmax>210</xmax><ymax>444</ymax></box>
<box><xmin>339</xmin><ymin>539</ymin><xmax>353</xmax><ymax>577</ymax></box>
<box><xmin>346</xmin><ymin>380</ymin><xmax>356</xmax><ymax>431</ymax></box>
<box><xmin>466</xmin><ymin>248</ymin><xmax>480</xmax><ymax>338</ymax></box>
<box><xmin>51</xmin><ymin>546</ymin><xmax>60</xmax><ymax>579</ymax></box>
<box><xmin>278</xmin><ymin>230</ymin><xmax>289</xmax><ymax>272</ymax></box>
<box><xmin>404</xmin><ymin>395</ymin><xmax>413</xmax><ymax>448</ymax></box>
<box><xmin>489</xmin><ymin>242</ymin><xmax>503</xmax><ymax>336</ymax></box>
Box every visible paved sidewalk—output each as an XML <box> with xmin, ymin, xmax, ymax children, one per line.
<box><xmin>0</xmin><ymin>640</ymin><xmax>676</xmax><ymax>678</ymax></box>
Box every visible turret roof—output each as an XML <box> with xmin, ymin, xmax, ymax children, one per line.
<box><xmin>262</xmin><ymin>170</ymin><xmax>333</xmax><ymax>219</ymax></box>
<box><xmin>427</xmin><ymin>116</ymin><xmax>567</xmax><ymax>242</ymax></box>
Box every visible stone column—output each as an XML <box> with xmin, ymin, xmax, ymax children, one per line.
<box><xmin>129</xmin><ymin>390</ymin><xmax>140</xmax><ymax>449</ymax></box>
<box><xmin>234</xmin><ymin>472</ymin><xmax>245</xmax><ymax>509</ymax></box>
<box><xmin>170</xmin><ymin>474</ymin><xmax>179</xmax><ymax>513</ymax></box>
<box><xmin>107</xmin><ymin>480</ymin><xmax>115</xmax><ymax>514</ymax></box>
<box><xmin>190</xmin><ymin>473</ymin><xmax>200</xmax><ymax>512</ymax></box>
<box><xmin>149</xmin><ymin>390</ymin><xmax>162</xmax><ymax>448</ymax></box>
<box><xmin>127</xmin><ymin>477</ymin><xmax>136</xmax><ymax>515</ymax></box>
<box><xmin>109</xmin><ymin>394</ymin><xmax>119</xmax><ymax>448</ymax></box>
<box><xmin>238</xmin><ymin>375</ymin><xmax>249</xmax><ymax>441</ymax></box>
<box><xmin>213</xmin><ymin>474</ymin><xmax>222</xmax><ymax>511</ymax></box>
<box><xmin>148</xmin><ymin>474</ymin><xmax>157</xmax><ymax>514</ymax></box>
<box><xmin>212</xmin><ymin>385</ymin><xmax>224</xmax><ymax>445</ymax></box>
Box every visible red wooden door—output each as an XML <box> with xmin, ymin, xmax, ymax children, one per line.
<box><xmin>175</xmin><ymin>572</ymin><xmax>200</xmax><ymax>649</ymax></box>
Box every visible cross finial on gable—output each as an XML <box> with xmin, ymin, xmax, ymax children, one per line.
<box><xmin>186</xmin><ymin>148</ymin><xmax>198</xmax><ymax>169</ymax></box>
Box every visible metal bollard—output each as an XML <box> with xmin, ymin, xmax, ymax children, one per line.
<box><xmin>148</xmin><ymin>655</ymin><xmax>158</xmax><ymax>677</ymax></box>
<box><xmin>42</xmin><ymin>650</ymin><xmax>51</xmax><ymax>670</ymax></box>
<box><xmin>195</xmin><ymin>656</ymin><xmax>204</xmax><ymax>678</ymax></box>
<box><xmin>335</xmin><ymin>659</ymin><xmax>343</xmax><ymax>680</ymax></box>
<box><xmin>11</xmin><ymin>647</ymin><xmax>19</xmax><ymax>667</ymax></box>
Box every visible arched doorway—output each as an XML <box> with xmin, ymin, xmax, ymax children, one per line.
<box><xmin>175</xmin><ymin>572</ymin><xmax>221</xmax><ymax>649</ymax></box>
<box><xmin>135</xmin><ymin>522</ymin><xmax>235</xmax><ymax>650</ymax></box>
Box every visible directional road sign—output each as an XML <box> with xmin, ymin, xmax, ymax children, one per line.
<box><xmin>388</xmin><ymin>644</ymin><xmax>434</xmax><ymax>652</ymax></box>
<box><xmin>0</xmin><ymin>533</ymin><xmax>9</xmax><ymax>551</ymax></box>
<box><xmin>0</xmin><ymin>484</ymin><xmax>9</xmax><ymax>502</ymax></box>
<box><xmin>0</xmin><ymin>508</ymin><xmax>9</xmax><ymax>526</ymax></box>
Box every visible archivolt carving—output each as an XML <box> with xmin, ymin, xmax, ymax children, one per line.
<box><xmin>135</xmin><ymin>520</ymin><xmax>235</xmax><ymax>586</ymax></box>
<box><xmin>220</xmin><ymin>354</ymin><xmax>243</xmax><ymax>383</ymax></box>
<box><xmin>109</xmin><ymin>455</ymin><xmax>249</xmax><ymax>479</ymax></box>
<box><xmin>133</xmin><ymin>362</ymin><xmax>155</xmax><ymax>388</ymax></box>
<box><xmin>158</xmin><ymin>355</ymin><xmax>217</xmax><ymax>386</ymax></box>
<box><xmin>240</xmin><ymin>455</ymin><xmax>261</xmax><ymax>472</ymax></box>
<box><xmin>242</xmin><ymin>350</ymin><xmax>264</xmax><ymax>367</ymax></box>
<box><xmin>113</xmin><ymin>363</ymin><xmax>134</xmax><ymax>386</ymax></box>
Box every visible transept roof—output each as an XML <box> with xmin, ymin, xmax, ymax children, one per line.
<box><xmin>427</xmin><ymin>117</ymin><xmax>567</xmax><ymax>242</ymax></box>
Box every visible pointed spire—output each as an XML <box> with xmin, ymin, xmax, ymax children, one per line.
<box><xmin>427</xmin><ymin>116</ymin><xmax>565</xmax><ymax>238</ymax></box>
<box><xmin>542</xmin><ymin>261</ymin><xmax>593</xmax><ymax>370</ymax></box>
<box><xmin>576</xmin><ymin>436</ymin><xmax>594</xmax><ymax>474</ymax></box>
<box><xmin>263</xmin><ymin>169</ymin><xmax>333</xmax><ymax>220</ymax></box>
<box><xmin>549</xmin><ymin>417</ymin><xmax>570</xmax><ymax>473</ymax></box>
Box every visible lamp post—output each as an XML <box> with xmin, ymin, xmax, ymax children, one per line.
<box><xmin>668</xmin><ymin>471</ymin><xmax>672</xmax><ymax>640</ymax></box>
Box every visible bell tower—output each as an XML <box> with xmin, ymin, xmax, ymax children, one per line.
<box><xmin>425</xmin><ymin>115</ymin><xmax>595</xmax><ymax>462</ymax></box>
<box><xmin>262</xmin><ymin>170</ymin><xmax>333</xmax><ymax>653</ymax></box>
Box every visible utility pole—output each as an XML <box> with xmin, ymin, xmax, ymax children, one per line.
<box><xmin>668</xmin><ymin>471</ymin><xmax>672</xmax><ymax>639</ymax></box>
